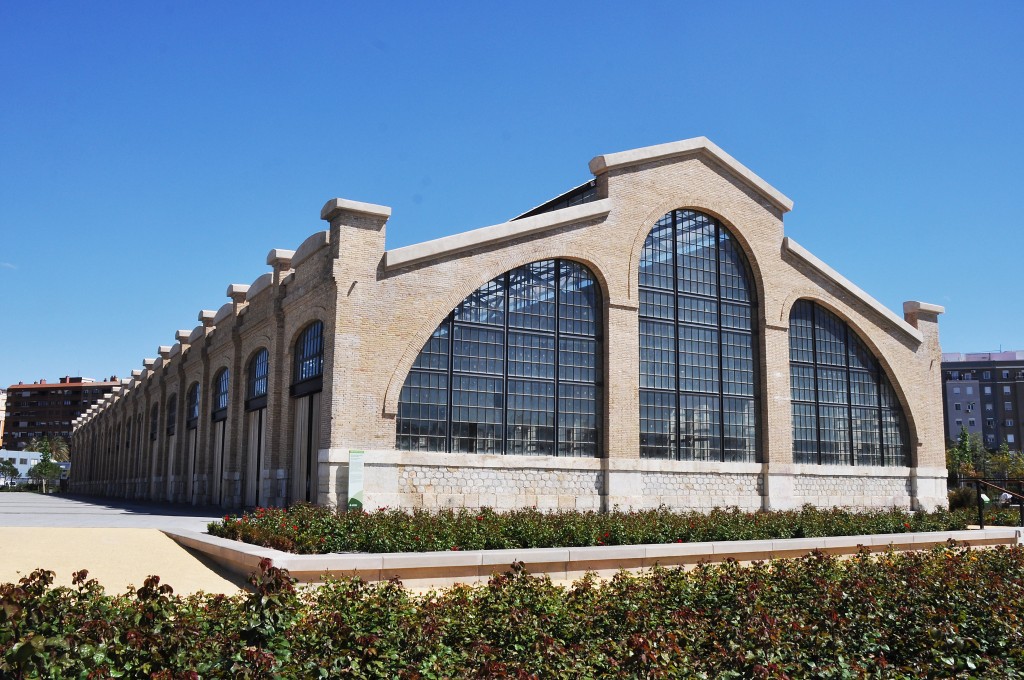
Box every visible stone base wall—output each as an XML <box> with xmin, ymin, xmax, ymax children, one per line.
<box><xmin>638</xmin><ymin>471</ymin><xmax>763</xmax><ymax>511</ymax></box>
<box><xmin>792</xmin><ymin>474</ymin><xmax>912</xmax><ymax>509</ymax></box>
<box><xmin>392</xmin><ymin>464</ymin><xmax>604</xmax><ymax>511</ymax></box>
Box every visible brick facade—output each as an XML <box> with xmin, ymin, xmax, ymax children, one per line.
<box><xmin>72</xmin><ymin>138</ymin><xmax>948</xmax><ymax>511</ymax></box>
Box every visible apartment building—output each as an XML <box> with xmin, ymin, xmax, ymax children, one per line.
<box><xmin>941</xmin><ymin>352</ymin><xmax>1024</xmax><ymax>451</ymax></box>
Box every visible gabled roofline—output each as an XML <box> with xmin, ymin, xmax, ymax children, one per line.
<box><xmin>589</xmin><ymin>137</ymin><xmax>794</xmax><ymax>214</ymax></box>
<box><xmin>783</xmin><ymin>237</ymin><xmax>923</xmax><ymax>343</ymax></box>
<box><xmin>384</xmin><ymin>199</ymin><xmax>611</xmax><ymax>271</ymax></box>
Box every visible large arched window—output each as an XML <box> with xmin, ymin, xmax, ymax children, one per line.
<box><xmin>789</xmin><ymin>300</ymin><xmax>910</xmax><ymax>466</ymax></box>
<box><xmin>246</xmin><ymin>349</ymin><xmax>269</xmax><ymax>411</ymax></box>
<box><xmin>186</xmin><ymin>383</ymin><xmax>200</xmax><ymax>430</ymax></box>
<box><xmin>212</xmin><ymin>368</ymin><xmax>229</xmax><ymax>422</ymax></box>
<box><xmin>639</xmin><ymin>209</ymin><xmax>758</xmax><ymax>461</ymax></box>
<box><xmin>397</xmin><ymin>259</ymin><xmax>602</xmax><ymax>457</ymax></box>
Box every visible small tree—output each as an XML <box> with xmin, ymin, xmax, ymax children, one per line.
<box><xmin>26</xmin><ymin>435</ymin><xmax>70</xmax><ymax>463</ymax></box>
<box><xmin>27</xmin><ymin>452</ymin><xmax>62</xmax><ymax>494</ymax></box>
<box><xmin>947</xmin><ymin>427</ymin><xmax>988</xmax><ymax>483</ymax></box>
<box><xmin>0</xmin><ymin>460</ymin><xmax>18</xmax><ymax>487</ymax></box>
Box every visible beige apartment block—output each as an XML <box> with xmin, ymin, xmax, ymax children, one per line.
<box><xmin>72</xmin><ymin>137</ymin><xmax>947</xmax><ymax>512</ymax></box>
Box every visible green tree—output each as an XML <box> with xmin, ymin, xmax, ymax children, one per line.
<box><xmin>947</xmin><ymin>427</ymin><xmax>987</xmax><ymax>482</ymax></box>
<box><xmin>27</xmin><ymin>452</ymin><xmax>62</xmax><ymax>494</ymax></box>
<box><xmin>26</xmin><ymin>435</ymin><xmax>70</xmax><ymax>463</ymax></box>
<box><xmin>0</xmin><ymin>459</ymin><xmax>18</xmax><ymax>487</ymax></box>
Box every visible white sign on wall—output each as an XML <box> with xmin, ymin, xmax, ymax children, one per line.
<box><xmin>347</xmin><ymin>450</ymin><xmax>364</xmax><ymax>511</ymax></box>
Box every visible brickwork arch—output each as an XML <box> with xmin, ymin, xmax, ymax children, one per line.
<box><xmin>625</xmin><ymin>196</ymin><xmax>768</xmax><ymax>313</ymax></box>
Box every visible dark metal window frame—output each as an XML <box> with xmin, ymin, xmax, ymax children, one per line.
<box><xmin>212</xmin><ymin>368</ymin><xmax>229</xmax><ymax>422</ymax></box>
<box><xmin>165</xmin><ymin>395</ymin><xmax>177</xmax><ymax>438</ymax></box>
<box><xmin>396</xmin><ymin>259</ymin><xmax>603</xmax><ymax>457</ymax></box>
<box><xmin>186</xmin><ymin>383</ymin><xmax>200</xmax><ymax>430</ymax></box>
<box><xmin>789</xmin><ymin>299</ymin><xmax>910</xmax><ymax>466</ymax></box>
<box><xmin>291</xmin><ymin>321</ymin><xmax>324</xmax><ymax>397</ymax></box>
<box><xmin>246</xmin><ymin>348</ymin><xmax>269</xmax><ymax>412</ymax></box>
<box><xmin>638</xmin><ymin>210</ymin><xmax>761</xmax><ymax>462</ymax></box>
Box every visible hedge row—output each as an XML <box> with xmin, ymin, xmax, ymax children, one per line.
<box><xmin>206</xmin><ymin>504</ymin><xmax>984</xmax><ymax>554</ymax></box>
<box><xmin>4</xmin><ymin>545</ymin><xmax>1024</xmax><ymax>678</ymax></box>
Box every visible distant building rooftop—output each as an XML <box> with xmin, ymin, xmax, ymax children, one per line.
<box><xmin>942</xmin><ymin>351</ymin><xmax>1024</xmax><ymax>363</ymax></box>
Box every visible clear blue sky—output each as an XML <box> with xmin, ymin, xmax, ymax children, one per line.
<box><xmin>2</xmin><ymin>1</ymin><xmax>1022</xmax><ymax>389</ymax></box>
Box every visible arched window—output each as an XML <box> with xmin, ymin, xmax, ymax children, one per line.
<box><xmin>186</xmin><ymin>383</ymin><xmax>200</xmax><ymax>430</ymax></box>
<box><xmin>166</xmin><ymin>395</ymin><xmax>177</xmax><ymax>437</ymax></box>
<box><xmin>149</xmin><ymin>405</ymin><xmax>159</xmax><ymax>441</ymax></box>
<box><xmin>292</xmin><ymin>321</ymin><xmax>324</xmax><ymax>396</ymax></box>
<box><xmin>639</xmin><ymin>209</ymin><xmax>758</xmax><ymax>461</ymax></box>
<box><xmin>397</xmin><ymin>259</ymin><xmax>602</xmax><ymax>456</ymax></box>
<box><xmin>246</xmin><ymin>349</ymin><xmax>269</xmax><ymax>411</ymax></box>
<box><xmin>789</xmin><ymin>300</ymin><xmax>910</xmax><ymax>466</ymax></box>
<box><xmin>212</xmin><ymin>368</ymin><xmax>229</xmax><ymax>422</ymax></box>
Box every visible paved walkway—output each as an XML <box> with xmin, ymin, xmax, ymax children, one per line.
<box><xmin>0</xmin><ymin>493</ymin><xmax>247</xmax><ymax>595</ymax></box>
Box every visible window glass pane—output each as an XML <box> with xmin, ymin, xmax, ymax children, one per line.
<box><xmin>721</xmin><ymin>331</ymin><xmax>754</xmax><ymax>397</ymax></box>
<box><xmin>455</xmin><ymin>277</ymin><xmax>505</xmax><ymax>326</ymax></box>
<box><xmin>639</xmin><ymin>214</ymin><xmax>674</xmax><ymax>290</ymax></box>
<box><xmin>718</xmin><ymin>231</ymin><xmax>751</xmax><ymax>303</ymax></box>
<box><xmin>676</xmin><ymin>211</ymin><xmax>717</xmax><ymax>298</ymax></box>
<box><xmin>558</xmin><ymin>337</ymin><xmax>596</xmax><ymax>384</ymax></box>
<box><xmin>818</xmin><ymin>405</ymin><xmax>850</xmax><ymax>464</ymax></box>
<box><xmin>680</xmin><ymin>394</ymin><xmax>720</xmax><ymax>461</ymax></box>
<box><xmin>792</xmin><ymin>402</ymin><xmax>817</xmax><ymax>464</ymax></box>
<box><xmin>789</xmin><ymin>301</ymin><xmax>814</xmax><ymax>364</ymax></box>
<box><xmin>248</xmin><ymin>349</ymin><xmax>269</xmax><ymax>399</ymax></box>
<box><xmin>215</xmin><ymin>370</ymin><xmax>229</xmax><ymax>410</ymax></box>
<box><xmin>295</xmin><ymin>321</ymin><xmax>324</xmax><ymax>382</ymax></box>
<box><xmin>506</xmin><ymin>379</ymin><xmax>555</xmax><ymax>455</ymax></box>
<box><xmin>640</xmin><ymin>390</ymin><xmax>676</xmax><ymax>459</ymax></box>
<box><xmin>412</xmin><ymin>326</ymin><xmax>449</xmax><ymax>371</ymax></box>
<box><xmin>558</xmin><ymin>261</ymin><xmax>599</xmax><ymax>336</ymax></box>
<box><xmin>814</xmin><ymin>307</ymin><xmax>848</xmax><ymax>367</ymax></box>
<box><xmin>852</xmin><ymin>407</ymin><xmax>881</xmax><ymax>466</ymax></box>
<box><xmin>396</xmin><ymin>371</ymin><xmax>448</xmax><ymax>451</ymax></box>
<box><xmin>678</xmin><ymin>326</ymin><xmax>718</xmax><ymax>394</ymax></box>
<box><xmin>453</xmin><ymin>325</ymin><xmax>504</xmax><ymax>375</ymax></box>
<box><xmin>508</xmin><ymin>261</ymin><xmax>556</xmax><ymax>332</ymax></box>
<box><xmin>640</xmin><ymin>320</ymin><xmax>676</xmax><ymax>391</ymax></box>
<box><xmin>558</xmin><ymin>383</ymin><xmax>598</xmax><ymax>457</ymax></box>
<box><xmin>451</xmin><ymin>375</ymin><xmax>503</xmax><ymax>454</ymax></box>
<box><xmin>508</xmin><ymin>332</ymin><xmax>555</xmax><ymax>379</ymax></box>
<box><xmin>791</xmin><ymin>364</ymin><xmax>815</xmax><ymax>403</ymax></box>
<box><xmin>723</xmin><ymin>397</ymin><xmax>756</xmax><ymax>462</ymax></box>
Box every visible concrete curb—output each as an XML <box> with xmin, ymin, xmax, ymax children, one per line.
<box><xmin>164</xmin><ymin>527</ymin><xmax>1023</xmax><ymax>589</ymax></box>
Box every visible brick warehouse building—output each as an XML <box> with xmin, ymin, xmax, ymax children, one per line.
<box><xmin>71</xmin><ymin>138</ymin><xmax>948</xmax><ymax>511</ymax></box>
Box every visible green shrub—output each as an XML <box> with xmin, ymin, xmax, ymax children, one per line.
<box><xmin>207</xmin><ymin>504</ymin><xmax>982</xmax><ymax>555</ymax></box>
<box><xmin>5</xmin><ymin>545</ymin><xmax>1024</xmax><ymax>677</ymax></box>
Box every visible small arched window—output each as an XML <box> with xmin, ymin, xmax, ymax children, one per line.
<box><xmin>212</xmin><ymin>368</ymin><xmax>229</xmax><ymax>422</ymax></box>
<box><xmin>166</xmin><ymin>395</ymin><xmax>177</xmax><ymax>437</ymax></box>
<box><xmin>186</xmin><ymin>383</ymin><xmax>200</xmax><ymax>430</ymax></box>
<box><xmin>246</xmin><ymin>349</ymin><xmax>269</xmax><ymax>411</ymax></box>
<box><xmin>150</xmin><ymin>405</ymin><xmax>159</xmax><ymax>441</ymax></box>
<box><xmin>292</xmin><ymin>321</ymin><xmax>324</xmax><ymax>396</ymax></box>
